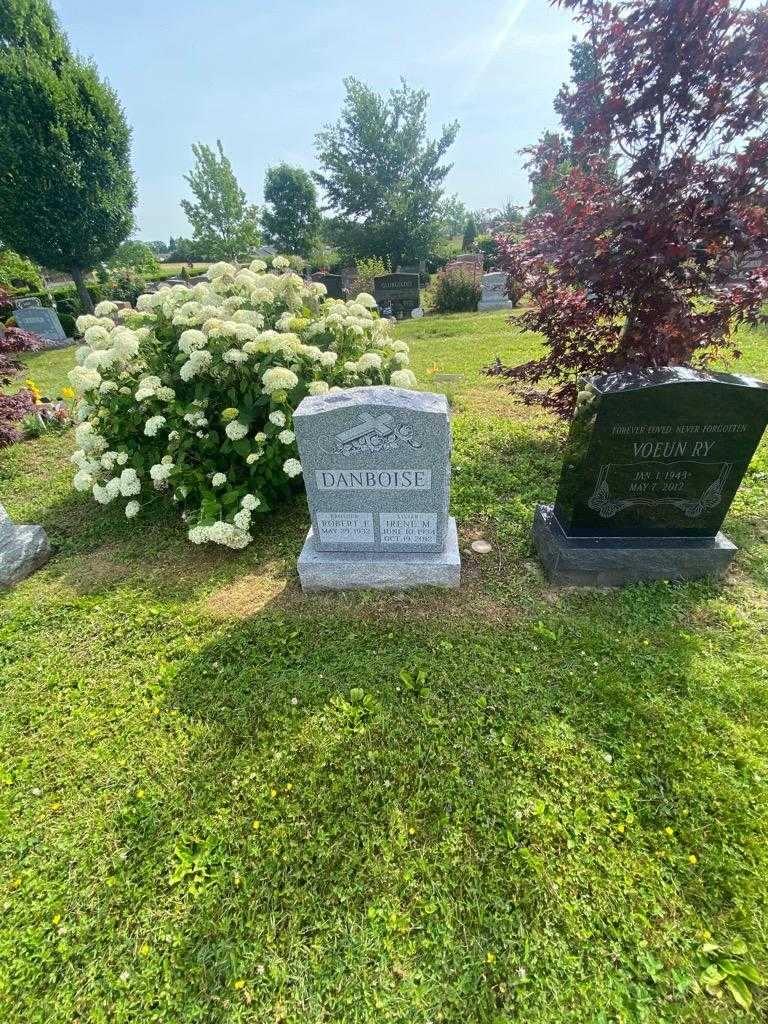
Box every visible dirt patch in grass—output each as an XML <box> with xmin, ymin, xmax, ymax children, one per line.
<box><xmin>201</xmin><ymin>560</ymin><xmax>290</xmax><ymax>618</ymax></box>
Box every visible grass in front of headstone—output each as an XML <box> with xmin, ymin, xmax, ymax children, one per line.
<box><xmin>1</xmin><ymin>310</ymin><xmax>767</xmax><ymax>1021</ymax></box>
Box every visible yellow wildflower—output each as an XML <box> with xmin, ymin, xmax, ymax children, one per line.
<box><xmin>234</xmin><ymin>979</ymin><xmax>245</xmax><ymax>990</ymax></box>
<box><xmin>688</xmin><ymin>854</ymin><xmax>698</xmax><ymax>864</ymax></box>
<box><xmin>52</xmin><ymin>913</ymin><xmax>61</xmax><ymax>926</ymax></box>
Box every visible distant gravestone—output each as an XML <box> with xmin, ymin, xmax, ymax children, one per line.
<box><xmin>478</xmin><ymin>271</ymin><xmax>514</xmax><ymax>311</ymax></box>
<box><xmin>534</xmin><ymin>368</ymin><xmax>768</xmax><ymax>586</ymax></box>
<box><xmin>397</xmin><ymin>260</ymin><xmax>427</xmax><ymax>280</ymax></box>
<box><xmin>14</xmin><ymin>305</ymin><xmax>68</xmax><ymax>343</ymax></box>
<box><xmin>294</xmin><ymin>385</ymin><xmax>460</xmax><ymax>590</ymax></box>
<box><xmin>453</xmin><ymin>253</ymin><xmax>484</xmax><ymax>269</ymax></box>
<box><xmin>340</xmin><ymin>266</ymin><xmax>359</xmax><ymax>293</ymax></box>
<box><xmin>13</xmin><ymin>297</ymin><xmax>43</xmax><ymax>309</ymax></box>
<box><xmin>311</xmin><ymin>273</ymin><xmax>344</xmax><ymax>299</ymax></box>
<box><xmin>373</xmin><ymin>273</ymin><xmax>420</xmax><ymax>319</ymax></box>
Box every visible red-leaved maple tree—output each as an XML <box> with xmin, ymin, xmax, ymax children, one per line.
<box><xmin>488</xmin><ymin>0</ymin><xmax>768</xmax><ymax>415</ymax></box>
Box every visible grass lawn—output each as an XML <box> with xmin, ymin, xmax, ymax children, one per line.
<box><xmin>1</xmin><ymin>311</ymin><xmax>767</xmax><ymax>1022</ymax></box>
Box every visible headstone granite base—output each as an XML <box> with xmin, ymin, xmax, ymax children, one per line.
<box><xmin>533</xmin><ymin>505</ymin><xmax>736</xmax><ymax>587</ymax></box>
<box><xmin>298</xmin><ymin>517</ymin><xmax>460</xmax><ymax>591</ymax></box>
<box><xmin>0</xmin><ymin>503</ymin><xmax>51</xmax><ymax>589</ymax></box>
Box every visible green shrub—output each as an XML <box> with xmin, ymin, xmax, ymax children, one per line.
<box><xmin>428</xmin><ymin>238</ymin><xmax>461</xmax><ymax>271</ymax></box>
<box><xmin>0</xmin><ymin>249</ymin><xmax>42</xmax><ymax>291</ymax></box>
<box><xmin>430</xmin><ymin>265</ymin><xmax>482</xmax><ymax>313</ymax></box>
<box><xmin>107</xmin><ymin>240</ymin><xmax>160</xmax><ymax>276</ymax></box>
<box><xmin>9</xmin><ymin>289</ymin><xmax>53</xmax><ymax>307</ymax></box>
<box><xmin>106</xmin><ymin>268</ymin><xmax>145</xmax><ymax>304</ymax></box>
<box><xmin>475</xmin><ymin>235</ymin><xmax>499</xmax><ymax>270</ymax></box>
<box><xmin>58</xmin><ymin>312</ymin><xmax>77</xmax><ymax>337</ymax></box>
<box><xmin>355</xmin><ymin>256</ymin><xmax>391</xmax><ymax>295</ymax></box>
<box><xmin>67</xmin><ymin>259</ymin><xmax>417</xmax><ymax>549</ymax></box>
<box><xmin>54</xmin><ymin>290</ymin><xmax>81</xmax><ymax>318</ymax></box>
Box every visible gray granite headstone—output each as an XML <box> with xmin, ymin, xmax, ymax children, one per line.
<box><xmin>13</xmin><ymin>297</ymin><xmax>43</xmax><ymax>309</ymax></box>
<box><xmin>0</xmin><ymin>502</ymin><xmax>51</xmax><ymax>590</ymax></box>
<box><xmin>14</xmin><ymin>305</ymin><xmax>67</xmax><ymax>341</ymax></box>
<box><xmin>478</xmin><ymin>272</ymin><xmax>514</xmax><ymax>311</ymax></box>
<box><xmin>293</xmin><ymin>386</ymin><xmax>460</xmax><ymax>590</ymax></box>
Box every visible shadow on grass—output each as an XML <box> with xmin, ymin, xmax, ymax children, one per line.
<box><xmin>84</xmin><ymin>588</ymin><xmax>768</xmax><ymax>1018</ymax></box>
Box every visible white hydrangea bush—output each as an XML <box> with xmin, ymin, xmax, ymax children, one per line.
<box><xmin>68</xmin><ymin>261</ymin><xmax>417</xmax><ymax>548</ymax></box>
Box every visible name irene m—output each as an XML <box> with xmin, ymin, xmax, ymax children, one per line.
<box><xmin>315</xmin><ymin>469</ymin><xmax>432</xmax><ymax>491</ymax></box>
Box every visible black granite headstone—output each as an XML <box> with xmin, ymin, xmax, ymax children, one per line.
<box><xmin>534</xmin><ymin>368</ymin><xmax>768</xmax><ymax>585</ymax></box>
<box><xmin>311</xmin><ymin>273</ymin><xmax>344</xmax><ymax>299</ymax></box>
<box><xmin>373</xmin><ymin>273</ymin><xmax>420</xmax><ymax>318</ymax></box>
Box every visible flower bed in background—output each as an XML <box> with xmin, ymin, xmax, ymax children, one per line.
<box><xmin>68</xmin><ymin>259</ymin><xmax>416</xmax><ymax>548</ymax></box>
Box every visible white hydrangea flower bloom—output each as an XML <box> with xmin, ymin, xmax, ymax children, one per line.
<box><xmin>73</xmin><ymin>470</ymin><xmax>95</xmax><ymax>492</ymax></box>
<box><xmin>75</xmin><ymin>314</ymin><xmax>98</xmax><ymax>333</ymax></box>
<box><xmin>225</xmin><ymin>420</ymin><xmax>248</xmax><ymax>440</ymax></box>
<box><xmin>390</xmin><ymin>369</ymin><xmax>417</xmax><ymax>390</ymax></box>
<box><xmin>262</xmin><ymin>367</ymin><xmax>299</xmax><ymax>394</ymax></box>
<box><xmin>356</xmin><ymin>292</ymin><xmax>377</xmax><ymax>308</ymax></box>
<box><xmin>68</xmin><ymin>366</ymin><xmax>102</xmax><ymax>394</ymax></box>
<box><xmin>233</xmin><ymin>509</ymin><xmax>252</xmax><ymax>531</ymax></box>
<box><xmin>319</xmin><ymin>351</ymin><xmax>338</xmax><ymax>368</ymax></box>
<box><xmin>268</xmin><ymin>411</ymin><xmax>286</xmax><ymax>427</ymax></box>
<box><xmin>272</xmin><ymin>255</ymin><xmax>290</xmax><ymax>270</ymax></box>
<box><xmin>119</xmin><ymin>468</ymin><xmax>141</xmax><ymax>497</ymax></box>
<box><xmin>84</xmin><ymin>325</ymin><xmax>111</xmax><ymax>348</ymax></box>
<box><xmin>282</xmin><ymin>458</ymin><xmax>302</xmax><ymax>478</ymax></box>
<box><xmin>144</xmin><ymin>415</ymin><xmax>167</xmax><ymax>437</ymax></box>
<box><xmin>246</xmin><ymin>452</ymin><xmax>261</xmax><ymax>465</ymax></box>
<box><xmin>278</xmin><ymin>429</ymin><xmax>295</xmax><ymax>445</ymax></box>
<box><xmin>211</xmin><ymin>472</ymin><xmax>227</xmax><ymax>487</ymax></box>
<box><xmin>149</xmin><ymin>462</ymin><xmax>174</xmax><ymax>482</ymax></box>
<box><xmin>207</xmin><ymin>261</ymin><xmax>235</xmax><ymax>280</ymax></box>
<box><xmin>223</xmin><ymin>348</ymin><xmax>249</xmax><ymax>364</ymax></box>
<box><xmin>94</xmin><ymin>300</ymin><xmax>118</xmax><ymax>317</ymax></box>
<box><xmin>178</xmin><ymin>329</ymin><xmax>207</xmax><ymax>353</ymax></box>
<box><xmin>308</xmin><ymin>381</ymin><xmax>330</xmax><ymax>395</ymax></box>
<box><xmin>357</xmin><ymin>352</ymin><xmax>383</xmax><ymax>371</ymax></box>
<box><xmin>241</xmin><ymin>493</ymin><xmax>260</xmax><ymax>510</ymax></box>
<box><xmin>105</xmin><ymin>478</ymin><xmax>121</xmax><ymax>501</ymax></box>
<box><xmin>125</xmin><ymin>501</ymin><xmax>140</xmax><ymax>519</ymax></box>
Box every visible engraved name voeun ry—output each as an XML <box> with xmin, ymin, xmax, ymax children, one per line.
<box><xmin>315</xmin><ymin>469</ymin><xmax>432</xmax><ymax>491</ymax></box>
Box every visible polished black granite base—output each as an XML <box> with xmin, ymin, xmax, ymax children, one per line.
<box><xmin>533</xmin><ymin>505</ymin><xmax>737</xmax><ymax>587</ymax></box>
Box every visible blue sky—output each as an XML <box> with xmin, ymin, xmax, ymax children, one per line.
<box><xmin>52</xmin><ymin>0</ymin><xmax>578</xmax><ymax>242</ymax></box>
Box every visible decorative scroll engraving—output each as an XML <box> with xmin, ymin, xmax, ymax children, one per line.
<box><xmin>334</xmin><ymin>412</ymin><xmax>423</xmax><ymax>455</ymax></box>
<box><xmin>588</xmin><ymin>461</ymin><xmax>733</xmax><ymax>519</ymax></box>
